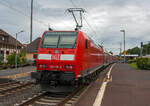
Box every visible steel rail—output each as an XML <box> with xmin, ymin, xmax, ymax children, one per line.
<box><xmin>0</xmin><ymin>82</ymin><xmax>33</xmax><ymax>94</ymax></box>
<box><xmin>16</xmin><ymin>65</ymin><xmax>109</xmax><ymax>106</ymax></box>
<box><xmin>0</xmin><ymin>81</ymin><xmax>20</xmax><ymax>86</ymax></box>
<box><xmin>18</xmin><ymin>91</ymin><xmax>46</xmax><ymax>106</ymax></box>
<box><xmin>57</xmin><ymin>86</ymin><xmax>85</xmax><ymax>106</ymax></box>
<box><xmin>17</xmin><ymin>86</ymin><xmax>85</xmax><ymax>106</ymax></box>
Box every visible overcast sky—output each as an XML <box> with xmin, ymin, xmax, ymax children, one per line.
<box><xmin>0</xmin><ymin>0</ymin><xmax>150</xmax><ymax>55</ymax></box>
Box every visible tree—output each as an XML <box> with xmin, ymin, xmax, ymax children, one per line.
<box><xmin>127</xmin><ymin>47</ymin><xmax>140</xmax><ymax>55</ymax></box>
<box><xmin>142</xmin><ymin>42</ymin><xmax>150</xmax><ymax>55</ymax></box>
<box><xmin>127</xmin><ymin>42</ymin><xmax>150</xmax><ymax>56</ymax></box>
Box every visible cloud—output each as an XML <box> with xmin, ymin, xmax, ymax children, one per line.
<box><xmin>0</xmin><ymin>0</ymin><xmax>150</xmax><ymax>55</ymax></box>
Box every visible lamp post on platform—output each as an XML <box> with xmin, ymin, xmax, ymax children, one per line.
<box><xmin>120</xmin><ymin>29</ymin><xmax>126</xmax><ymax>63</ymax></box>
<box><xmin>30</xmin><ymin>0</ymin><xmax>33</xmax><ymax>43</ymax></box>
<box><xmin>15</xmin><ymin>30</ymin><xmax>24</xmax><ymax>69</ymax></box>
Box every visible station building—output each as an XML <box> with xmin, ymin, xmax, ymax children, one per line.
<box><xmin>120</xmin><ymin>54</ymin><xmax>138</xmax><ymax>62</ymax></box>
<box><xmin>0</xmin><ymin>29</ymin><xmax>23</xmax><ymax>62</ymax></box>
<box><xmin>121</xmin><ymin>54</ymin><xmax>139</xmax><ymax>59</ymax></box>
<box><xmin>143</xmin><ymin>55</ymin><xmax>150</xmax><ymax>58</ymax></box>
<box><xmin>24</xmin><ymin>37</ymin><xmax>41</xmax><ymax>61</ymax></box>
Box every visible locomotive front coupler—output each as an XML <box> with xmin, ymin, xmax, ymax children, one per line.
<box><xmin>49</xmin><ymin>81</ymin><xmax>58</xmax><ymax>87</ymax></box>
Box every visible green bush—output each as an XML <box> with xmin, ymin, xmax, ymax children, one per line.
<box><xmin>18</xmin><ymin>52</ymin><xmax>27</xmax><ymax>65</ymax></box>
<box><xmin>136</xmin><ymin>57</ymin><xmax>150</xmax><ymax>69</ymax></box>
<box><xmin>145</xmin><ymin>59</ymin><xmax>150</xmax><ymax>69</ymax></box>
<box><xmin>7</xmin><ymin>53</ymin><xmax>19</xmax><ymax>66</ymax></box>
<box><xmin>128</xmin><ymin>59</ymin><xmax>137</xmax><ymax>64</ymax></box>
<box><xmin>2</xmin><ymin>63</ymin><xmax>8</xmax><ymax>69</ymax></box>
<box><xmin>7</xmin><ymin>52</ymin><xmax>27</xmax><ymax>66</ymax></box>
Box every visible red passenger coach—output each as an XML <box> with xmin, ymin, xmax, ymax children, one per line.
<box><xmin>31</xmin><ymin>30</ymin><xmax>105</xmax><ymax>86</ymax></box>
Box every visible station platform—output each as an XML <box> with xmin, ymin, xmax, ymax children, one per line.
<box><xmin>0</xmin><ymin>66</ymin><xmax>36</xmax><ymax>82</ymax></box>
<box><xmin>75</xmin><ymin>63</ymin><xmax>150</xmax><ymax>106</ymax></box>
<box><xmin>0</xmin><ymin>66</ymin><xmax>36</xmax><ymax>77</ymax></box>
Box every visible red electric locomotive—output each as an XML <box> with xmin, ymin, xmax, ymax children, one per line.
<box><xmin>31</xmin><ymin>30</ymin><xmax>105</xmax><ymax>86</ymax></box>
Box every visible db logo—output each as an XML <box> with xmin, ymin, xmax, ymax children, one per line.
<box><xmin>52</xmin><ymin>55</ymin><xmax>59</xmax><ymax>60</ymax></box>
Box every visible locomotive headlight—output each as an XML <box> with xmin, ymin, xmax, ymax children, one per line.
<box><xmin>65</xmin><ymin>65</ymin><xmax>73</xmax><ymax>69</ymax></box>
<box><xmin>60</xmin><ymin>55</ymin><xmax>74</xmax><ymax>60</ymax></box>
<box><xmin>38</xmin><ymin>54</ymin><xmax>51</xmax><ymax>60</ymax></box>
<box><xmin>39</xmin><ymin>64</ymin><xmax>46</xmax><ymax>68</ymax></box>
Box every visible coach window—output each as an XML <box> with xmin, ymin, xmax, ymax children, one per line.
<box><xmin>85</xmin><ymin>39</ymin><xmax>88</xmax><ymax>49</ymax></box>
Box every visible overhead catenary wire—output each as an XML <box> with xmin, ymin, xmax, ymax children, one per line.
<box><xmin>69</xmin><ymin>0</ymin><xmax>77</xmax><ymax>8</ymax></box>
<box><xmin>70</xmin><ymin>0</ymin><xmax>122</xmax><ymax>55</ymax></box>
<box><xmin>0</xmin><ymin>0</ymin><xmax>28</xmax><ymax>17</ymax></box>
<box><xmin>69</xmin><ymin>0</ymin><xmax>101</xmax><ymax>45</ymax></box>
<box><xmin>0</xmin><ymin>0</ymin><xmax>48</xmax><ymax>27</ymax></box>
<box><xmin>69</xmin><ymin>0</ymin><xmax>96</xmax><ymax>33</ymax></box>
<box><xmin>83</xmin><ymin>16</ymin><xmax>99</xmax><ymax>37</ymax></box>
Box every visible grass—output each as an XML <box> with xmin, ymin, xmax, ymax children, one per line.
<box><xmin>128</xmin><ymin>63</ymin><xmax>138</xmax><ymax>69</ymax></box>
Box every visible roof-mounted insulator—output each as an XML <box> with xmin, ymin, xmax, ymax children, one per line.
<box><xmin>75</xmin><ymin>28</ymin><xmax>79</xmax><ymax>31</ymax></box>
<box><xmin>49</xmin><ymin>27</ymin><xmax>53</xmax><ymax>31</ymax></box>
<box><xmin>48</xmin><ymin>24</ymin><xmax>53</xmax><ymax>31</ymax></box>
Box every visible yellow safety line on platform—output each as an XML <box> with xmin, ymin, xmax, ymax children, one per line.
<box><xmin>0</xmin><ymin>71</ymin><xmax>34</xmax><ymax>79</ymax></box>
<box><xmin>93</xmin><ymin>63</ymin><xmax>116</xmax><ymax>106</ymax></box>
<box><xmin>110</xmin><ymin>75</ymin><xmax>112</xmax><ymax>82</ymax></box>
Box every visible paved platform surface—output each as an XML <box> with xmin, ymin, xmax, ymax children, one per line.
<box><xmin>0</xmin><ymin>66</ymin><xmax>36</xmax><ymax>82</ymax></box>
<box><xmin>75</xmin><ymin>65</ymin><xmax>111</xmax><ymax>106</ymax></box>
<box><xmin>0</xmin><ymin>66</ymin><xmax>36</xmax><ymax>76</ymax></box>
<box><xmin>102</xmin><ymin>63</ymin><xmax>150</xmax><ymax>106</ymax></box>
<box><xmin>75</xmin><ymin>63</ymin><xmax>150</xmax><ymax>106</ymax></box>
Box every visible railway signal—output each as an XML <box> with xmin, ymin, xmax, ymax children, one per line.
<box><xmin>140</xmin><ymin>42</ymin><xmax>143</xmax><ymax>57</ymax></box>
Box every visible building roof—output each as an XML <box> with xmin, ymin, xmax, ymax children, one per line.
<box><xmin>0</xmin><ymin>29</ymin><xmax>22</xmax><ymax>47</ymax></box>
<box><xmin>121</xmin><ymin>54</ymin><xmax>138</xmax><ymax>57</ymax></box>
<box><xmin>0</xmin><ymin>29</ymin><xmax>9</xmax><ymax>37</ymax></box>
<box><xmin>25</xmin><ymin>37</ymin><xmax>41</xmax><ymax>53</ymax></box>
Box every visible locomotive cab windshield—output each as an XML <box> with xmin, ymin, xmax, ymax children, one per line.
<box><xmin>41</xmin><ymin>31</ymin><xmax>78</xmax><ymax>49</ymax></box>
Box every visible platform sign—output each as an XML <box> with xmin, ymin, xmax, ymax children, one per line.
<box><xmin>123</xmin><ymin>50</ymin><xmax>127</xmax><ymax>55</ymax></box>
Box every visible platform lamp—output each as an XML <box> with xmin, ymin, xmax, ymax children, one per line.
<box><xmin>120</xmin><ymin>29</ymin><xmax>126</xmax><ymax>63</ymax></box>
<box><xmin>15</xmin><ymin>30</ymin><xmax>24</xmax><ymax>69</ymax></box>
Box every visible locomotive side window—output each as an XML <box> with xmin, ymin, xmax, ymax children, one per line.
<box><xmin>41</xmin><ymin>32</ymin><xmax>77</xmax><ymax>48</ymax></box>
<box><xmin>85</xmin><ymin>39</ymin><xmax>88</xmax><ymax>49</ymax></box>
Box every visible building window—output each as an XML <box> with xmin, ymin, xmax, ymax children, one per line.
<box><xmin>0</xmin><ymin>51</ymin><xmax>4</xmax><ymax>61</ymax></box>
<box><xmin>1</xmin><ymin>36</ymin><xmax>8</xmax><ymax>42</ymax></box>
<box><xmin>6</xmin><ymin>51</ymin><xmax>9</xmax><ymax>59</ymax></box>
<box><xmin>2</xmin><ymin>37</ymin><xmax>4</xmax><ymax>41</ymax></box>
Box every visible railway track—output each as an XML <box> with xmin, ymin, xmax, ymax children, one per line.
<box><xmin>15</xmin><ymin>65</ymin><xmax>108</xmax><ymax>106</ymax></box>
<box><xmin>0</xmin><ymin>82</ymin><xmax>41</xmax><ymax>105</ymax></box>
<box><xmin>0</xmin><ymin>81</ymin><xmax>33</xmax><ymax>96</ymax></box>
<box><xmin>17</xmin><ymin>85</ymin><xmax>87</xmax><ymax>106</ymax></box>
<box><xmin>0</xmin><ymin>81</ymin><xmax>20</xmax><ymax>88</ymax></box>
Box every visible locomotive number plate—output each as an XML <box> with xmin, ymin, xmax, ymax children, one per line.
<box><xmin>51</xmin><ymin>54</ymin><xmax>59</xmax><ymax>60</ymax></box>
